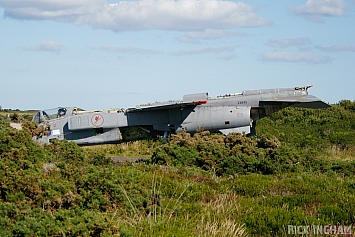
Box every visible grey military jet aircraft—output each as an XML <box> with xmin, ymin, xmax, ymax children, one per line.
<box><xmin>32</xmin><ymin>85</ymin><xmax>329</xmax><ymax>145</ymax></box>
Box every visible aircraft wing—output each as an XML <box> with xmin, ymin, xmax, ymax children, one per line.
<box><xmin>126</xmin><ymin>100</ymin><xmax>207</xmax><ymax>113</ymax></box>
<box><xmin>260</xmin><ymin>95</ymin><xmax>330</xmax><ymax>108</ymax></box>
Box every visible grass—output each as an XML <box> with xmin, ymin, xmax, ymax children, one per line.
<box><xmin>323</xmin><ymin>145</ymin><xmax>355</xmax><ymax>162</ymax></box>
<box><xmin>108</xmin><ymin>164</ymin><xmax>249</xmax><ymax>237</ymax></box>
<box><xmin>88</xmin><ymin>164</ymin><xmax>355</xmax><ymax>236</ymax></box>
<box><xmin>83</xmin><ymin>140</ymin><xmax>160</xmax><ymax>158</ymax></box>
<box><xmin>1</xmin><ymin>104</ymin><xmax>355</xmax><ymax>236</ymax></box>
<box><xmin>0</xmin><ymin>110</ymin><xmax>37</xmax><ymax>122</ymax></box>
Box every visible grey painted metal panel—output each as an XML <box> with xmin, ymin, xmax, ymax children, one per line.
<box><xmin>73</xmin><ymin>128</ymin><xmax>121</xmax><ymax>145</ymax></box>
<box><xmin>32</xmin><ymin>85</ymin><xmax>329</xmax><ymax>145</ymax></box>
<box><xmin>177</xmin><ymin>106</ymin><xmax>250</xmax><ymax>133</ymax></box>
<box><xmin>183</xmin><ymin>93</ymin><xmax>208</xmax><ymax>102</ymax></box>
<box><xmin>68</xmin><ymin>113</ymin><xmax>127</xmax><ymax>130</ymax></box>
<box><xmin>220</xmin><ymin>126</ymin><xmax>250</xmax><ymax>135</ymax></box>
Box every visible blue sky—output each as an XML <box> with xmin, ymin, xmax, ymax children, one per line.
<box><xmin>0</xmin><ymin>0</ymin><xmax>354</xmax><ymax>110</ymax></box>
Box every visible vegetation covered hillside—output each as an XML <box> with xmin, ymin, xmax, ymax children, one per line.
<box><xmin>0</xmin><ymin>101</ymin><xmax>355</xmax><ymax>236</ymax></box>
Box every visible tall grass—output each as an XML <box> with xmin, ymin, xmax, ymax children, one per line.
<box><xmin>114</xmin><ymin>170</ymin><xmax>248</xmax><ymax>237</ymax></box>
<box><xmin>84</xmin><ymin>140</ymin><xmax>160</xmax><ymax>158</ymax></box>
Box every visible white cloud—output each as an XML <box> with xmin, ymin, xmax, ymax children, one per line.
<box><xmin>100</xmin><ymin>45</ymin><xmax>157</xmax><ymax>54</ymax></box>
<box><xmin>175</xmin><ymin>46</ymin><xmax>235</xmax><ymax>55</ymax></box>
<box><xmin>261</xmin><ymin>51</ymin><xmax>332</xmax><ymax>64</ymax></box>
<box><xmin>267</xmin><ymin>37</ymin><xmax>311</xmax><ymax>48</ymax></box>
<box><xmin>289</xmin><ymin>0</ymin><xmax>347</xmax><ymax>22</ymax></box>
<box><xmin>1</xmin><ymin>0</ymin><xmax>103</xmax><ymax>21</ymax></box>
<box><xmin>177</xmin><ymin>29</ymin><xmax>248</xmax><ymax>43</ymax></box>
<box><xmin>218</xmin><ymin>54</ymin><xmax>237</xmax><ymax>61</ymax></box>
<box><xmin>23</xmin><ymin>41</ymin><xmax>65</xmax><ymax>53</ymax></box>
<box><xmin>316</xmin><ymin>45</ymin><xmax>355</xmax><ymax>52</ymax></box>
<box><xmin>0</xmin><ymin>0</ymin><xmax>269</xmax><ymax>31</ymax></box>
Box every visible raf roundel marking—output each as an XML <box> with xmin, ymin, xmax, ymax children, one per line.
<box><xmin>91</xmin><ymin>114</ymin><xmax>104</xmax><ymax>127</ymax></box>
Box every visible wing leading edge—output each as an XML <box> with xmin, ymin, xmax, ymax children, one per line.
<box><xmin>126</xmin><ymin>93</ymin><xmax>208</xmax><ymax>113</ymax></box>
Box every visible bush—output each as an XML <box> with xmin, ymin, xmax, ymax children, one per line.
<box><xmin>151</xmin><ymin>131</ymin><xmax>314</xmax><ymax>176</ymax></box>
<box><xmin>2</xmin><ymin>104</ymin><xmax>355</xmax><ymax>236</ymax></box>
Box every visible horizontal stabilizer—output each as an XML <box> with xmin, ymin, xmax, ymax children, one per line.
<box><xmin>293</xmin><ymin>101</ymin><xmax>330</xmax><ymax>109</ymax></box>
<box><xmin>261</xmin><ymin>95</ymin><xmax>330</xmax><ymax>108</ymax></box>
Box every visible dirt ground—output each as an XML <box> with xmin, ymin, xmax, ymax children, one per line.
<box><xmin>10</xmin><ymin>123</ymin><xmax>22</xmax><ymax>130</ymax></box>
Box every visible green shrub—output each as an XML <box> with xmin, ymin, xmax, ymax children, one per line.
<box><xmin>1</xmin><ymin>104</ymin><xmax>355</xmax><ymax>236</ymax></box>
<box><xmin>150</xmin><ymin>131</ymin><xmax>331</xmax><ymax>176</ymax></box>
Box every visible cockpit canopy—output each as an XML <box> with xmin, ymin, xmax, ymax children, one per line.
<box><xmin>32</xmin><ymin>107</ymin><xmax>77</xmax><ymax>123</ymax></box>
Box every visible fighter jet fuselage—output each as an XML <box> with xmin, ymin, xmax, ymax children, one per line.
<box><xmin>32</xmin><ymin>85</ymin><xmax>329</xmax><ymax>145</ymax></box>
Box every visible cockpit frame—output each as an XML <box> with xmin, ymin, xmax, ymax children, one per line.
<box><xmin>32</xmin><ymin>107</ymin><xmax>77</xmax><ymax>123</ymax></box>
